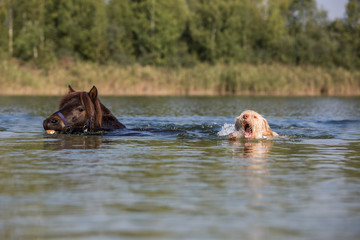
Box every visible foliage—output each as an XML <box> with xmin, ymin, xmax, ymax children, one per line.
<box><xmin>0</xmin><ymin>0</ymin><xmax>358</xmax><ymax>69</ymax></box>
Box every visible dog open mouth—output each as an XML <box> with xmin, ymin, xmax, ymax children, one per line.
<box><xmin>243</xmin><ymin>124</ymin><xmax>253</xmax><ymax>139</ymax></box>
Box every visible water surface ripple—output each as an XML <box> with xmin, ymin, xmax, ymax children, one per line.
<box><xmin>0</xmin><ymin>96</ymin><xmax>359</xmax><ymax>240</ymax></box>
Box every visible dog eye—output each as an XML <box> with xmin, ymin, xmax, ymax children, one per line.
<box><xmin>78</xmin><ymin>107</ymin><xmax>84</xmax><ymax>112</ymax></box>
<box><xmin>254</xmin><ymin>116</ymin><xmax>257</xmax><ymax>119</ymax></box>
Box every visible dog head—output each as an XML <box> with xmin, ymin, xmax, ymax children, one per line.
<box><xmin>234</xmin><ymin>110</ymin><xmax>273</xmax><ymax>139</ymax></box>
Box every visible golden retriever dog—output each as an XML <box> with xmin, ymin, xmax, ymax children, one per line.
<box><xmin>229</xmin><ymin>110</ymin><xmax>278</xmax><ymax>139</ymax></box>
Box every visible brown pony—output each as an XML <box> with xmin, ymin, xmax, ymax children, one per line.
<box><xmin>43</xmin><ymin>86</ymin><xmax>125</xmax><ymax>134</ymax></box>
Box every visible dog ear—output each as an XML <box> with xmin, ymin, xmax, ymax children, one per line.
<box><xmin>68</xmin><ymin>85</ymin><xmax>75</xmax><ymax>93</ymax></box>
<box><xmin>88</xmin><ymin>86</ymin><xmax>98</xmax><ymax>102</ymax></box>
<box><xmin>235</xmin><ymin>117</ymin><xmax>242</xmax><ymax>131</ymax></box>
<box><xmin>262</xmin><ymin>118</ymin><xmax>273</xmax><ymax>136</ymax></box>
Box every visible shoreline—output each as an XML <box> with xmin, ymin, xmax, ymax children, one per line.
<box><xmin>1</xmin><ymin>91</ymin><xmax>360</xmax><ymax>97</ymax></box>
<box><xmin>1</xmin><ymin>60</ymin><xmax>359</xmax><ymax>97</ymax></box>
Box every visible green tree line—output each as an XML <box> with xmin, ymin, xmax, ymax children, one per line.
<box><xmin>0</xmin><ymin>0</ymin><xmax>359</xmax><ymax>69</ymax></box>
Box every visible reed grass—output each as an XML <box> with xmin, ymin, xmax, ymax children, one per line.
<box><xmin>1</xmin><ymin>59</ymin><xmax>359</xmax><ymax>96</ymax></box>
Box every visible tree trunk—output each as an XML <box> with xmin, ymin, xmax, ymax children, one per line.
<box><xmin>8</xmin><ymin>8</ymin><xmax>13</xmax><ymax>57</ymax></box>
<box><xmin>150</xmin><ymin>0</ymin><xmax>155</xmax><ymax>38</ymax></box>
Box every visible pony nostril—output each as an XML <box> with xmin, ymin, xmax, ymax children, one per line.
<box><xmin>50</xmin><ymin>118</ymin><xmax>59</xmax><ymax>124</ymax></box>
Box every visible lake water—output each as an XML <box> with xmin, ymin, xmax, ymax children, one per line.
<box><xmin>0</xmin><ymin>96</ymin><xmax>359</xmax><ymax>240</ymax></box>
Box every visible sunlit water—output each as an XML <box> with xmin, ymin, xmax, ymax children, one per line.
<box><xmin>0</xmin><ymin>96</ymin><xmax>359</xmax><ymax>240</ymax></box>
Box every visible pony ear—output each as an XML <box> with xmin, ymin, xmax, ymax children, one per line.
<box><xmin>88</xmin><ymin>86</ymin><xmax>98</xmax><ymax>102</ymax></box>
<box><xmin>68</xmin><ymin>85</ymin><xmax>76</xmax><ymax>93</ymax></box>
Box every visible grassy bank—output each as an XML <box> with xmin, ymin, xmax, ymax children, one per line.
<box><xmin>1</xmin><ymin>59</ymin><xmax>359</xmax><ymax>96</ymax></box>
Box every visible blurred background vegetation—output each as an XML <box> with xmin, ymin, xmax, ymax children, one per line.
<box><xmin>0</xmin><ymin>0</ymin><xmax>359</xmax><ymax>95</ymax></box>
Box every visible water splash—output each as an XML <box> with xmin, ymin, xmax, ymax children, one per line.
<box><xmin>217</xmin><ymin>123</ymin><xmax>235</xmax><ymax>136</ymax></box>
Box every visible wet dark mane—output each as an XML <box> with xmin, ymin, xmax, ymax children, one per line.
<box><xmin>59</xmin><ymin>91</ymin><xmax>103</xmax><ymax>129</ymax></box>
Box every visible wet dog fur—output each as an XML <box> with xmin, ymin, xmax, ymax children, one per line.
<box><xmin>229</xmin><ymin>110</ymin><xmax>278</xmax><ymax>139</ymax></box>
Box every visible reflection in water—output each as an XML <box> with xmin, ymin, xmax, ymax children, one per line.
<box><xmin>230</xmin><ymin>139</ymin><xmax>273</xmax><ymax>159</ymax></box>
<box><xmin>230</xmin><ymin>140</ymin><xmax>274</xmax><ymax>200</ymax></box>
<box><xmin>43</xmin><ymin>134</ymin><xmax>103</xmax><ymax>150</ymax></box>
